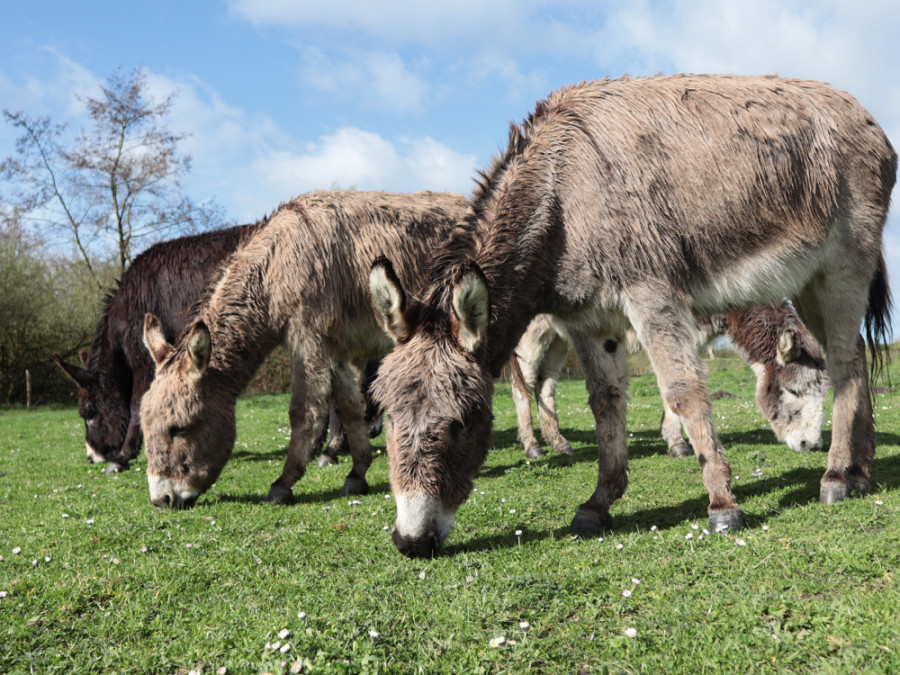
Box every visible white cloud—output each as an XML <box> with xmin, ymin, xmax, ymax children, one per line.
<box><xmin>141</xmin><ymin>73</ymin><xmax>475</xmax><ymax>219</ymax></box>
<box><xmin>299</xmin><ymin>49</ymin><xmax>428</xmax><ymax>113</ymax></box>
<box><xmin>144</xmin><ymin>71</ymin><xmax>288</xmax><ymax>165</ymax></box>
<box><xmin>0</xmin><ymin>47</ymin><xmax>100</xmax><ymax>150</ymax></box>
<box><xmin>1</xmin><ymin>53</ymin><xmax>475</xmax><ymax>224</ymax></box>
<box><xmin>240</xmin><ymin>127</ymin><xmax>476</xmax><ymax>218</ymax></box>
<box><xmin>595</xmin><ymin>1</ymin><xmax>900</xmax><ymax>114</ymax></box>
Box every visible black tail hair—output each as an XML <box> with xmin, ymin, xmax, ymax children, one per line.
<box><xmin>865</xmin><ymin>254</ymin><xmax>893</xmax><ymax>383</ymax></box>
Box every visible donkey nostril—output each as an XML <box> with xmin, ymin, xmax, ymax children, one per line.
<box><xmin>392</xmin><ymin>527</ymin><xmax>440</xmax><ymax>558</ymax></box>
<box><xmin>799</xmin><ymin>440</ymin><xmax>808</xmax><ymax>450</ymax></box>
<box><xmin>163</xmin><ymin>494</ymin><xmax>172</xmax><ymax>506</ymax></box>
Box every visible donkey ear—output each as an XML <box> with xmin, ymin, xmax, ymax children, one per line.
<box><xmin>186</xmin><ymin>321</ymin><xmax>211</xmax><ymax>380</ymax></box>
<box><xmin>143</xmin><ymin>313</ymin><xmax>173</xmax><ymax>368</ymax></box>
<box><xmin>53</xmin><ymin>353</ymin><xmax>93</xmax><ymax>389</ymax></box>
<box><xmin>776</xmin><ymin>329</ymin><xmax>801</xmax><ymax>365</ymax></box>
<box><xmin>369</xmin><ymin>257</ymin><xmax>413</xmax><ymax>343</ymax></box>
<box><xmin>451</xmin><ymin>265</ymin><xmax>489</xmax><ymax>353</ymax></box>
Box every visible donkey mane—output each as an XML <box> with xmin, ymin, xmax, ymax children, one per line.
<box><xmin>422</xmin><ymin>82</ymin><xmax>615</xmax><ymax>362</ymax></box>
<box><xmin>160</xmin><ymin>214</ymin><xmax>277</xmax><ymax>372</ymax></box>
<box><xmin>88</xmin><ymin>222</ymin><xmax>262</xmax><ymax>375</ymax></box>
<box><xmin>423</xmin><ymin>82</ymin><xmax>588</xmax><ymax>293</ymax></box>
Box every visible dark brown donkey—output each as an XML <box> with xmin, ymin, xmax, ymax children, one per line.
<box><xmin>510</xmin><ymin>303</ymin><xmax>829</xmax><ymax>459</ymax></box>
<box><xmin>54</xmin><ymin>224</ymin><xmax>258</xmax><ymax>472</ymax></box>
<box><xmin>140</xmin><ymin>191</ymin><xmax>468</xmax><ymax>508</ymax></box>
<box><xmin>53</xmin><ymin>222</ymin><xmax>368</xmax><ymax>474</ymax></box>
<box><xmin>370</xmin><ymin>74</ymin><xmax>895</xmax><ymax>557</ymax></box>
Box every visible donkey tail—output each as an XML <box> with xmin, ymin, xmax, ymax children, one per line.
<box><xmin>508</xmin><ymin>351</ymin><xmax>530</xmax><ymax>397</ymax></box>
<box><xmin>865</xmin><ymin>253</ymin><xmax>893</xmax><ymax>382</ymax></box>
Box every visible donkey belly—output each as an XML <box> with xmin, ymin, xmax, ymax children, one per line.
<box><xmin>687</xmin><ymin>234</ymin><xmax>835</xmax><ymax>316</ymax></box>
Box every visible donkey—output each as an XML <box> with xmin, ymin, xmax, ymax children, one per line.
<box><xmin>510</xmin><ymin>303</ymin><xmax>829</xmax><ymax>459</ymax></box>
<box><xmin>54</xmin><ymin>223</ymin><xmax>259</xmax><ymax>473</ymax></box>
<box><xmin>139</xmin><ymin>190</ymin><xmax>469</xmax><ymax>508</ymax></box>
<box><xmin>54</xmin><ymin>221</ymin><xmax>372</xmax><ymax>474</ymax></box>
<box><xmin>369</xmin><ymin>74</ymin><xmax>895</xmax><ymax>557</ymax></box>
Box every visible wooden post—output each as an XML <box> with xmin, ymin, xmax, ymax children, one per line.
<box><xmin>26</xmin><ymin>369</ymin><xmax>31</xmax><ymax>409</ymax></box>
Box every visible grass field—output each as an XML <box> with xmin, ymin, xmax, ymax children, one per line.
<box><xmin>1</xmin><ymin>350</ymin><xmax>898</xmax><ymax>674</ymax></box>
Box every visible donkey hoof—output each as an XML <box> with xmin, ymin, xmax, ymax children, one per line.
<box><xmin>340</xmin><ymin>477</ymin><xmax>370</xmax><ymax>497</ymax></box>
<box><xmin>569</xmin><ymin>508</ymin><xmax>612</xmax><ymax>535</ymax></box>
<box><xmin>554</xmin><ymin>441</ymin><xmax>575</xmax><ymax>456</ymax></box>
<box><xmin>709</xmin><ymin>508</ymin><xmax>746</xmax><ymax>533</ymax></box>
<box><xmin>820</xmin><ymin>485</ymin><xmax>850</xmax><ymax>505</ymax></box>
<box><xmin>317</xmin><ymin>453</ymin><xmax>338</xmax><ymax>468</ymax></box>
<box><xmin>264</xmin><ymin>486</ymin><xmax>295</xmax><ymax>505</ymax></box>
<box><xmin>668</xmin><ymin>441</ymin><xmax>693</xmax><ymax>458</ymax></box>
<box><xmin>848</xmin><ymin>476</ymin><xmax>870</xmax><ymax>495</ymax></box>
<box><xmin>525</xmin><ymin>444</ymin><xmax>546</xmax><ymax>460</ymax></box>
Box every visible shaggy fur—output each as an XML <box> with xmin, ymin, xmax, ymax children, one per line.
<box><xmin>371</xmin><ymin>74</ymin><xmax>895</xmax><ymax>556</ymax></box>
<box><xmin>140</xmin><ymin>191</ymin><xmax>468</xmax><ymax>507</ymax></box>
<box><xmin>510</xmin><ymin>303</ymin><xmax>829</xmax><ymax>460</ymax></box>
<box><xmin>54</xmin><ymin>223</ymin><xmax>259</xmax><ymax>470</ymax></box>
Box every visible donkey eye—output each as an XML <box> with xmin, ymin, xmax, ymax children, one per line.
<box><xmin>784</xmin><ymin>388</ymin><xmax>800</xmax><ymax>398</ymax></box>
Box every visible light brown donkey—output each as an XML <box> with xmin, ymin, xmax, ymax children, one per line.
<box><xmin>510</xmin><ymin>303</ymin><xmax>829</xmax><ymax>459</ymax></box>
<box><xmin>370</xmin><ymin>75</ymin><xmax>895</xmax><ymax>557</ymax></box>
<box><xmin>140</xmin><ymin>191</ymin><xmax>468</xmax><ymax>508</ymax></box>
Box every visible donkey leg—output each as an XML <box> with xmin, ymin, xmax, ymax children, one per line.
<box><xmin>536</xmin><ymin>334</ymin><xmax>574</xmax><ymax>455</ymax></box>
<box><xmin>106</xmin><ymin>406</ymin><xmax>141</xmax><ymax>473</ymax></box>
<box><xmin>660</xmin><ymin>402</ymin><xmax>693</xmax><ymax>457</ymax></box>
<box><xmin>266</xmin><ymin>355</ymin><xmax>331</xmax><ymax>505</ymax></box>
<box><xmin>846</xmin><ymin>336</ymin><xmax>876</xmax><ymax>495</ymax></box>
<box><xmin>105</xmin><ymin>378</ymin><xmax>147</xmax><ymax>473</ymax></box>
<box><xmin>361</xmin><ymin>359</ymin><xmax>385</xmax><ymax>439</ymax></box>
<box><xmin>317</xmin><ymin>405</ymin><xmax>343</xmax><ymax>467</ymax></box>
<box><xmin>568</xmin><ymin>331</ymin><xmax>629</xmax><ymax>534</ymax></box>
<box><xmin>330</xmin><ymin>360</ymin><xmax>373</xmax><ymax>496</ymax></box>
<box><xmin>633</xmin><ymin>298</ymin><xmax>744</xmax><ymax>531</ymax></box>
<box><xmin>511</xmin><ymin>358</ymin><xmax>545</xmax><ymax>459</ymax></box>
<box><xmin>799</xmin><ymin>280</ymin><xmax>875</xmax><ymax>504</ymax></box>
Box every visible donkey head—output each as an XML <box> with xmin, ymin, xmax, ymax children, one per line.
<box><xmin>369</xmin><ymin>258</ymin><xmax>495</xmax><ymax>557</ymax></box>
<box><xmin>54</xmin><ymin>350</ymin><xmax>130</xmax><ymax>468</ymax></box>
<box><xmin>140</xmin><ymin>313</ymin><xmax>236</xmax><ymax>508</ymax></box>
<box><xmin>756</xmin><ymin>327</ymin><xmax>829</xmax><ymax>452</ymax></box>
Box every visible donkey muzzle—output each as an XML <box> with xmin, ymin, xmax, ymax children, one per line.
<box><xmin>148</xmin><ymin>474</ymin><xmax>200</xmax><ymax>509</ymax></box>
<box><xmin>390</xmin><ymin>492</ymin><xmax>455</xmax><ymax>557</ymax></box>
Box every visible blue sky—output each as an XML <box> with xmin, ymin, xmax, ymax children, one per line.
<box><xmin>3</xmin><ymin>1</ymin><xmax>900</xmax><ymax>324</ymax></box>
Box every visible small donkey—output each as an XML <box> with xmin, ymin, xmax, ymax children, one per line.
<box><xmin>509</xmin><ymin>303</ymin><xmax>829</xmax><ymax>460</ymax></box>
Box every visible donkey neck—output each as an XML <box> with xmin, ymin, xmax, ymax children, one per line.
<box><xmin>471</xmin><ymin>157</ymin><xmax>567</xmax><ymax>376</ymax></box>
<box><xmin>199</xmin><ymin>238</ymin><xmax>288</xmax><ymax>396</ymax></box>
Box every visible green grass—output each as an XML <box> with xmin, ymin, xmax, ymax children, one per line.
<box><xmin>1</xmin><ymin>351</ymin><xmax>899</xmax><ymax>674</ymax></box>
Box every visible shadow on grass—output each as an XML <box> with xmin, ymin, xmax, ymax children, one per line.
<box><xmin>230</xmin><ymin>447</ymin><xmax>294</xmax><ymax>463</ymax></box>
<box><xmin>205</xmin><ymin>479</ymin><xmax>392</xmax><ymax>507</ymax></box>
<box><xmin>447</xmin><ymin>440</ymin><xmax>900</xmax><ymax>556</ymax></box>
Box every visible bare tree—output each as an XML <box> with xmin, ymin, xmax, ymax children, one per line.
<box><xmin>1</xmin><ymin>66</ymin><xmax>222</xmax><ymax>286</ymax></box>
